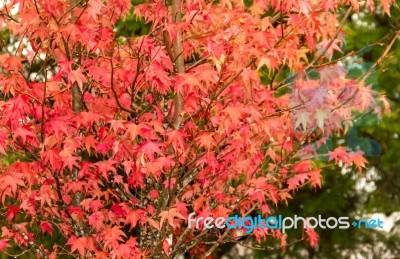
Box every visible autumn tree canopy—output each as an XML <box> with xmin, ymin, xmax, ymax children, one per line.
<box><xmin>0</xmin><ymin>0</ymin><xmax>395</xmax><ymax>258</ymax></box>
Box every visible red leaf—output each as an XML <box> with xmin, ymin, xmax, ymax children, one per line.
<box><xmin>61</xmin><ymin>156</ymin><xmax>80</xmax><ymax>172</ymax></box>
<box><xmin>349</xmin><ymin>150</ymin><xmax>368</xmax><ymax>174</ymax></box>
<box><xmin>165</xmin><ymin>130</ymin><xmax>186</xmax><ymax>152</ymax></box>
<box><xmin>6</xmin><ymin>205</ymin><xmax>20</xmax><ymax>222</ymax></box>
<box><xmin>159</xmin><ymin>208</ymin><xmax>185</xmax><ymax>229</ymax></box>
<box><xmin>13</xmin><ymin>126</ymin><xmax>36</xmax><ymax>144</ymax></box>
<box><xmin>163</xmin><ymin>239</ymin><xmax>171</xmax><ymax>256</ymax></box>
<box><xmin>40</xmin><ymin>221</ymin><xmax>53</xmax><ymax>235</ymax></box>
<box><xmin>163</xmin><ymin>177</ymin><xmax>176</xmax><ymax>189</ymax></box>
<box><xmin>88</xmin><ymin>212</ymin><xmax>104</xmax><ymax>231</ymax></box>
<box><xmin>287</xmin><ymin>173</ymin><xmax>309</xmax><ymax>191</ymax></box>
<box><xmin>126</xmin><ymin>210</ymin><xmax>141</xmax><ymax>230</ymax></box>
<box><xmin>67</xmin><ymin>236</ymin><xmax>89</xmax><ymax>257</ymax></box>
<box><xmin>0</xmin><ymin>173</ymin><xmax>25</xmax><ymax>203</ymax></box>
<box><xmin>138</xmin><ymin>141</ymin><xmax>164</xmax><ymax>161</ymax></box>
<box><xmin>306</xmin><ymin>227</ymin><xmax>319</xmax><ymax>247</ymax></box>
<box><xmin>0</xmin><ymin>129</ymin><xmax>8</xmax><ymax>155</ymax></box>
<box><xmin>328</xmin><ymin>146</ymin><xmax>350</xmax><ymax>164</ymax></box>
<box><xmin>69</xmin><ymin>68</ymin><xmax>87</xmax><ymax>91</ymax></box>
<box><xmin>103</xmin><ymin>226</ymin><xmax>126</xmax><ymax>249</ymax></box>
<box><xmin>0</xmin><ymin>239</ymin><xmax>10</xmax><ymax>251</ymax></box>
<box><xmin>381</xmin><ymin>0</ymin><xmax>393</xmax><ymax>15</ymax></box>
<box><xmin>111</xmin><ymin>203</ymin><xmax>126</xmax><ymax>217</ymax></box>
<box><xmin>308</xmin><ymin>169</ymin><xmax>322</xmax><ymax>189</ymax></box>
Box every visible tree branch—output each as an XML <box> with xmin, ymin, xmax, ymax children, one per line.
<box><xmin>359</xmin><ymin>30</ymin><xmax>400</xmax><ymax>82</ymax></box>
<box><xmin>110</xmin><ymin>58</ymin><xmax>137</xmax><ymax>115</ymax></box>
<box><xmin>172</xmin><ymin>0</ymin><xmax>184</xmax><ymax>130</ymax></box>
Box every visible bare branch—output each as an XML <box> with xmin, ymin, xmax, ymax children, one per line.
<box><xmin>172</xmin><ymin>0</ymin><xmax>184</xmax><ymax>130</ymax></box>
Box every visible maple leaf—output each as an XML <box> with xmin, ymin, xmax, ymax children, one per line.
<box><xmin>312</xmin><ymin>86</ymin><xmax>328</xmax><ymax>105</ymax></box>
<box><xmin>95</xmin><ymin>160</ymin><xmax>117</xmax><ymax>180</ymax></box>
<box><xmin>174</xmin><ymin>200</ymin><xmax>188</xmax><ymax>217</ymax></box>
<box><xmin>159</xmin><ymin>208</ymin><xmax>185</xmax><ymax>229</ymax></box>
<box><xmin>193</xmin><ymin>195</ymin><xmax>207</xmax><ymax>212</ymax></box>
<box><xmin>317</xmin><ymin>38</ymin><xmax>343</xmax><ymax>59</ymax></box>
<box><xmin>61</xmin><ymin>156</ymin><xmax>80</xmax><ymax>172</ymax></box>
<box><xmin>111</xmin><ymin>203</ymin><xmax>127</xmax><ymax>217</ymax></box>
<box><xmin>111</xmin><ymin>239</ymin><xmax>140</xmax><ymax>259</ymax></box>
<box><xmin>213</xmin><ymin>205</ymin><xmax>230</xmax><ymax>218</ymax></box>
<box><xmin>83</xmin><ymin>135</ymin><xmax>97</xmax><ymax>156</ymax></box>
<box><xmin>287</xmin><ymin>173</ymin><xmax>309</xmax><ymax>191</ymax></box>
<box><xmin>279</xmin><ymin>191</ymin><xmax>293</xmax><ymax>204</ymax></box>
<box><xmin>163</xmin><ymin>239</ymin><xmax>171</xmax><ymax>256</ymax></box>
<box><xmin>110</xmin><ymin>120</ymin><xmax>126</xmax><ymax>133</ymax></box>
<box><xmin>363</xmin><ymin>0</ymin><xmax>375</xmax><ymax>12</ymax></box>
<box><xmin>0</xmin><ymin>174</ymin><xmax>25</xmax><ymax>203</ymax></box>
<box><xmin>138</xmin><ymin>141</ymin><xmax>164</xmax><ymax>161</ymax></box>
<box><xmin>87</xmin><ymin>0</ymin><xmax>104</xmax><ymax>20</ymax></box>
<box><xmin>40</xmin><ymin>221</ymin><xmax>53</xmax><ymax>235</ymax></box>
<box><xmin>96</xmin><ymin>142</ymin><xmax>111</xmax><ymax>156</ymax></box>
<box><xmin>306</xmin><ymin>227</ymin><xmax>319</xmax><ymax>247</ymax></box>
<box><xmin>126</xmin><ymin>210</ymin><xmax>141</xmax><ymax>230</ymax></box>
<box><xmin>165</xmin><ymin>130</ymin><xmax>186</xmax><ymax>152</ymax></box>
<box><xmin>122</xmin><ymin>161</ymin><xmax>135</xmax><ymax>176</ymax></box>
<box><xmin>381</xmin><ymin>0</ymin><xmax>393</xmax><ymax>16</ymax></box>
<box><xmin>196</xmin><ymin>132</ymin><xmax>216</xmax><ymax>150</ymax></box>
<box><xmin>146</xmin><ymin>217</ymin><xmax>160</xmax><ymax>231</ymax></box>
<box><xmin>69</xmin><ymin>68</ymin><xmax>87</xmax><ymax>91</ymax></box>
<box><xmin>0</xmin><ymin>129</ymin><xmax>8</xmax><ymax>155</ymax></box>
<box><xmin>49</xmin><ymin>119</ymin><xmax>71</xmax><ymax>140</ymax></box>
<box><xmin>6</xmin><ymin>205</ymin><xmax>20</xmax><ymax>222</ymax></box>
<box><xmin>163</xmin><ymin>177</ymin><xmax>176</xmax><ymax>189</ymax></box>
<box><xmin>12</xmin><ymin>126</ymin><xmax>36</xmax><ymax>144</ymax></box>
<box><xmin>294</xmin><ymin>111</ymin><xmax>311</xmax><ymax>131</ymax></box>
<box><xmin>319</xmin><ymin>65</ymin><xmax>345</xmax><ymax>85</ymax></box>
<box><xmin>40</xmin><ymin>149</ymin><xmax>62</xmax><ymax>170</ymax></box>
<box><xmin>323</xmin><ymin>0</ymin><xmax>336</xmax><ymax>12</ymax></box>
<box><xmin>125</xmin><ymin>123</ymin><xmax>140</xmax><ymax>142</ymax></box>
<box><xmin>88</xmin><ymin>212</ymin><xmax>105</xmax><ymax>231</ymax></box>
<box><xmin>0</xmin><ymin>54</ymin><xmax>25</xmax><ymax>71</ymax></box>
<box><xmin>245</xmin><ymin>188</ymin><xmax>266</xmax><ymax>203</ymax></box>
<box><xmin>103</xmin><ymin>226</ymin><xmax>126</xmax><ymax>249</ymax></box>
<box><xmin>67</xmin><ymin>236</ymin><xmax>95</xmax><ymax>257</ymax></box>
<box><xmin>328</xmin><ymin>146</ymin><xmax>350</xmax><ymax>164</ymax></box>
<box><xmin>315</xmin><ymin>109</ymin><xmax>326</xmax><ymax>131</ymax></box>
<box><xmin>308</xmin><ymin>169</ymin><xmax>322</xmax><ymax>188</ymax></box>
<box><xmin>78</xmin><ymin>112</ymin><xmax>101</xmax><ymax>127</ymax></box>
<box><xmin>60</xmin><ymin>24</ymin><xmax>84</xmax><ymax>44</ymax></box>
<box><xmin>293</xmin><ymin>160</ymin><xmax>313</xmax><ymax>172</ymax></box>
<box><xmin>349</xmin><ymin>150</ymin><xmax>368</xmax><ymax>174</ymax></box>
<box><xmin>298</xmin><ymin>0</ymin><xmax>311</xmax><ymax>15</ymax></box>
<box><xmin>149</xmin><ymin>190</ymin><xmax>159</xmax><ymax>200</ymax></box>
<box><xmin>0</xmin><ymin>239</ymin><xmax>10</xmax><ymax>252</ymax></box>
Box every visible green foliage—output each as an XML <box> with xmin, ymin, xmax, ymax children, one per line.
<box><xmin>115</xmin><ymin>0</ymin><xmax>150</xmax><ymax>37</ymax></box>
